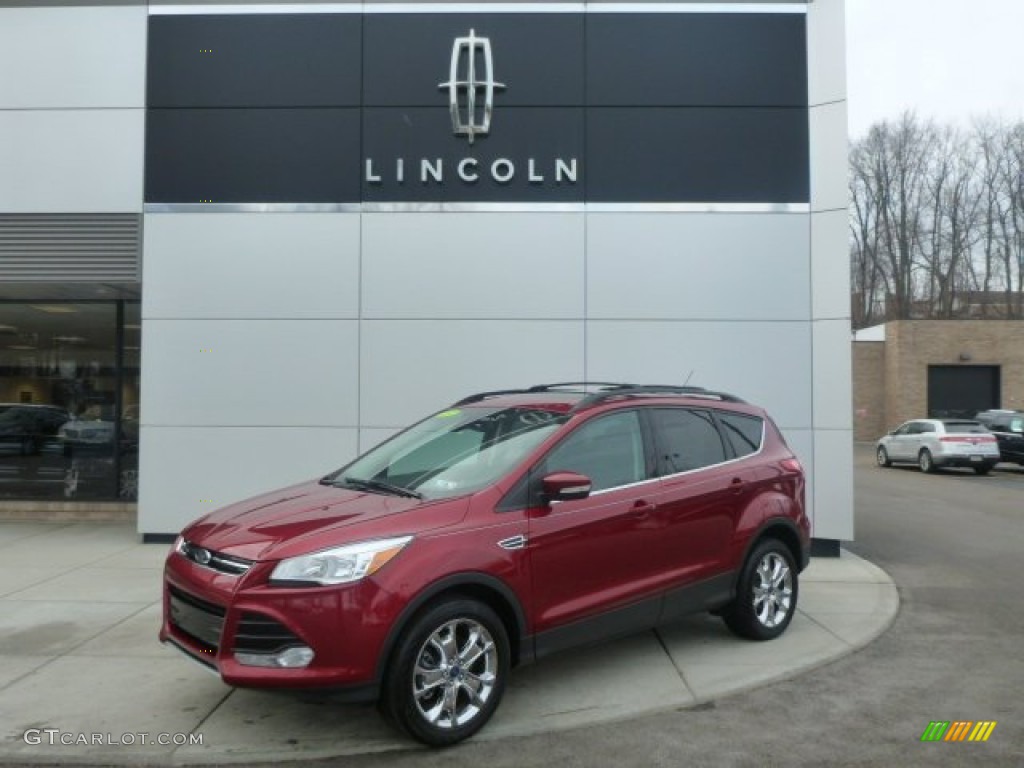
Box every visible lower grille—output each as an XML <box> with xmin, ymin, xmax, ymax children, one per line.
<box><xmin>168</xmin><ymin>584</ymin><xmax>226</xmax><ymax>653</ymax></box>
<box><xmin>232</xmin><ymin>612</ymin><xmax>302</xmax><ymax>654</ymax></box>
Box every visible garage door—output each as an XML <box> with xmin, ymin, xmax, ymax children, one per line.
<box><xmin>928</xmin><ymin>365</ymin><xmax>1000</xmax><ymax>419</ymax></box>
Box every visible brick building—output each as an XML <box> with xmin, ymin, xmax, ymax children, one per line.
<box><xmin>853</xmin><ymin>320</ymin><xmax>1024</xmax><ymax>441</ymax></box>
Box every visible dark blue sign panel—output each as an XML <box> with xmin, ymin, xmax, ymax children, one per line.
<box><xmin>145</xmin><ymin>12</ymin><xmax>808</xmax><ymax>204</ymax></box>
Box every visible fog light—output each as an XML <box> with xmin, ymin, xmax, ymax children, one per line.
<box><xmin>235</xmin><ymin>646</ymin><xmax>315</xmax><ymax>668</ymax></box>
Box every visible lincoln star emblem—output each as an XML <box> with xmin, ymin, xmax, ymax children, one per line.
<box><xmin>438</xmin><ymin>29</ymin><xmax>505</xmax><ymax>144</ymax></box>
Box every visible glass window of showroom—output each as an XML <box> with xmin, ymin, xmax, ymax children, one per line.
<box><xmin>0</xmin><ymin>302</ymin><xmax>140</xmax><ymax>501</ymax></box>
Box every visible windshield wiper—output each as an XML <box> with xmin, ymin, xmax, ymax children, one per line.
<box><xmin>336</xmin><ymin>476</ymin><xmax>423</xmax><ymax>500</ymax></box>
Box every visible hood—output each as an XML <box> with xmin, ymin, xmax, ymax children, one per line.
<box><xmin>183</xmin><ymin>480</ymin><xmax>469</xmax><ymax>561</ymax></box>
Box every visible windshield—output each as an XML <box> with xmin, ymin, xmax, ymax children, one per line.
<box><xmin>328</xmin><ymin>406</ymin><xmax>569</xmax><ymax>500</ymax></box>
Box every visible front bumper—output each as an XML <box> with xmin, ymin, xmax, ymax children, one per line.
<box><xmin>160</xmin><ymin>550</ymin><xmax>399</xmax><ymax>696</ymax></box>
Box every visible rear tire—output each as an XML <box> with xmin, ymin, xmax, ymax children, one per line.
<box><xmin>876</xmin><ymin>446</ymin><xmax>891</xmax><ymax>467</ymax></box>
<box><xmin>919</xmin><ymin>449</ymin><xmax>937</xmax><ymax>474</ymax></box>
<box><xmin>379</xmin><ymin>598</ymin><xmax>509</xmax><ymax>747</ymax></box>
<box><xmin>973</xmin><ymin>464</ymin><xmax>994</xmax><ymax>476</ymax></box>
<box><xmin>722</xmin><ymin>538</ymin><xmax>798</xmax><ymax>641</ymax></box>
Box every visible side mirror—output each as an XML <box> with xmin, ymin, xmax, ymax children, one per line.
<box><xmin>542</xmin><ymin>471</ymin><xmax>592</xmax><ymax>503</ymax></box>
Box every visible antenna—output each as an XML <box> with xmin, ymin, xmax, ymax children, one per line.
<box><xmin>683</xmin><ymin>370</ymin><xmax>695</xmax><ymax>386</ymax></box>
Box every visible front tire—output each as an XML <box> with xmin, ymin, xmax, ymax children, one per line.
<box><xmin>919</xmin><ymin>449</ymin><xmax>937</xmax><ymax>474</ymax></box>
<box><xmin>380</xmin><ymin>598</ymin><xmax>509</xmax><ymax>747</ymax></box>
<box><xmin>722</xmin><ymin>538</ymin><xmax>798</xmax><ymax>641</ymax></box>
<box><xmin>876</xmin><ymin>446</ymin><xmax>891</xmax><ymax>467</ymax></box>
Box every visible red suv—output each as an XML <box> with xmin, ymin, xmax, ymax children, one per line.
<box><xmin>161</xmin><ymin>383</ymin><xmax>809</xmax><ymax>745</ymax></box>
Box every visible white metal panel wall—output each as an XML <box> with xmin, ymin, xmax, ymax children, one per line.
<box><xmin>585</xmin><ymin>214</ymin><xmax>810</xmax><ymax>321</ymax></box>
<box><xmin>0</xmin><ymin>5</ymin><xmax>146</xmax><ymax>214</ymax></box>
<box><xmin>0</xmin><ymin>110</ymin><xmax>144</xmax><ymax>214</ymax></box>
<box><xmin>138</xmin><ymin>213</ymin><xmax>361</xmax><ymax>534</ymax></box>
<box><xmin>143</xmin><ymin>213</ymin><xmax>360</xmax><ymax>319</ymax></box>
<box><xmin>140</xmin><ymin>319</ymin><xmax>360</xmax><ymax>427</ymax></box>
<box><xmin>808</xmin><ymin>0</ymin><xmax>853</xmax><ymax>541</ymax></box>
<box><xmin>0</xmin><ymin>6</ymin><xmax>146</xmax><ymax>109</ymax></box>
<box><xmin>139</xmin><ymin>426</ymin><xmax>358</xmax><ymax>524</ymax></box>
<box><xmin>361</xmin><ymin>213</ymin><xmax>585</xmax><ymax>320</ymax></box>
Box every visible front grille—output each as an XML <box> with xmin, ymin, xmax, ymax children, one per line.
<box><xmin>232</xmin><ymin>612</ymin><xmax>303</xmax><ymax>654</ymax></box>
<box><xmin>180</xmin><ymin>540</ymin><xmax>254</xmax><ymax>575</ymax></box>
<box><xmin>168</xmin><ymin>584</ymin><xmax>226</xmax><ymax>652</ymax></box>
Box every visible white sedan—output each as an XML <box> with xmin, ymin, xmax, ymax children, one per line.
<box><xmin>876</xmin><ymin>419</ymin><xmax>1000</xmax><ymax>475</ymax></box>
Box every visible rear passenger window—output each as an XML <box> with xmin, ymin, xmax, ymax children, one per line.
<box><xmin>717</xmin><ymin>412</ymin><xmax>764</xmax><ymax>457</ymax></box>
<box><xmin>654</xmin><ymin>409</ymin><xmax>727</xmax><ymax>474</ymax></box>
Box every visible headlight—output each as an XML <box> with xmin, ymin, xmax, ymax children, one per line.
<box><xmin>270</xmin><ymin>536</ymin><xmax>413</xmax><ymax>586</ymax></box>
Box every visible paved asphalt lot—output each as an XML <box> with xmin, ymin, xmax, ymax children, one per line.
<box><xmin>277</xmin><ymin>445</ymin><xmax>1022</xmax><ymax>768</ymax></box>
<box><xmin>5</xmin><ymin>446</ymin><xmax>1021</xmax><ymax>767</ymax></box>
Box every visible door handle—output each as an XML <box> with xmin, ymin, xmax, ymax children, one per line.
<box><xmin>729</xmin><ymin>477</ymin><xmax>745</xmax><ymax>494</ymax></box>
<box><xmin>630</xmin><ymin>500</ymin><xmax>654</xmax><ymax>519</ymax></box>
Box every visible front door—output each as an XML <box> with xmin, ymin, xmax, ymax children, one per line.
<box><xmin>526</xmin><ymin>410</ymin><xmax>660</xmax><ymax>655</ymax></box>
<box><xmin>888</xmin><ymin>422</ymin><xmax>918</xmax><ymax>460</ymax></box>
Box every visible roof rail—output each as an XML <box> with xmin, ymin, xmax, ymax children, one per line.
<box><xmin>526</xmin><ymin>381</ymin><xmax>634</xmax><ymax>392</ymax></box>
<box><xmin>453</xmin><ymin>382</ymin><xmax>633</xmax><ymax>406</ymax></box>
<box><xmin>573</xmin><ymin>384</ymin><xmax>746</xmax><ymax>410</ymax></box>
<box><xmin>453</xmin><ymin>382</ymin><xmax>745</xmax><ymax>408</ymax></box>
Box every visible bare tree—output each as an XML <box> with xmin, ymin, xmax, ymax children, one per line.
<box><xmin>999</xmin><ymin>123</ymin><xmax>1024</xmax><ymax>317</ymax></box>
<box><xmin>849</xmin><ymin>114</ymin><xmax>1024</xmax><ymax>327</ymax></box>
<box><xmin>975</xmin><ymin>121</ymin><xmax>1006</xmax><ymax>317</ymax></box>
<box><xmin>921</xmin><ymin>126</ymin><xmax>982</xmax><ymax>318</ymax></box>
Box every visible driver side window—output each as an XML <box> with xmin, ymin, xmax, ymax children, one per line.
<box><xmin>542</xmin><ymin>411</ymin><xmax>647</xmax><ymax>493</ymax></box>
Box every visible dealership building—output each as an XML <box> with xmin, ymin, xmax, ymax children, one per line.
<box><xmin>0</xmin><ymin>0</ymin><xmax>852</xmax><ymax>551</ymax></box>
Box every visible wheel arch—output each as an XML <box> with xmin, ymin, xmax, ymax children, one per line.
<box><xmin>375</xmin><ymin>572</ymin><xmax>530</xmax><ymax>684</ymax></box>
<box><xmin>739</xmin><ymin>518</ymin><xmax>807</xmax><ymax>577</ymax></box>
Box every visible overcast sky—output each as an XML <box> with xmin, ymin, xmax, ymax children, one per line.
<box><xmin>845</xmin><ymin>0</ymin><xmax>1024</xmax><ymax>138</ymax></box>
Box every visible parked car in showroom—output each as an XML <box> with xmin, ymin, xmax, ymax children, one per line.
<box><xmin>875</xmin><ymin>418</ymin><xmax>1000</xmax><ymax>475</ymax></box>
<box><xmin>58</xmin><ymin>404</ymin><xmax>139</xmax><ymax>449</ymax></box>
<box><xmin>975</xmin><ymin>410</ymin><xmax>1024</xmax><ymax>466</ymax></box>
<box><xmin>161</xmin><ymin>383</ymin><xmax>809</xmax><ymax>746</ymax></box>
<box><xmin>0</xmin><ymin>403</ymin><xmax>70</xmax><ymax>455</ymax></box>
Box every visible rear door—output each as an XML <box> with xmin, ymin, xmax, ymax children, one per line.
<box><xmin>646</xmin><ymin>408</ymin><xmax>750</xmax><ymax>614</ymax></box>
<box><xmin>916</xmin><ymin>421</ymin><xmax>938</xmax><ymax>457</ymax></box>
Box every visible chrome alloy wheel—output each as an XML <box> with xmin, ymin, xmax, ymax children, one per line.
<box><xmin>752</xmin><ymin>552</ymin><xmax>794</xmax><ymax>628</ymax></box>
<box><xmin>412</xmin><ymin>618</ymin><xmax>498</xmax><ymax>729</ymax></box>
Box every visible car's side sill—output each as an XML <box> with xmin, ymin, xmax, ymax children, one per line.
<box><xmin>659</xmin><ymin>571</ymin><xmax>736</xmax><ymax>624</ymax></box>
<box><xmin>532</xmin><ymin>571</ymin><xmax>737</xmax><ymax>661</ymax></box>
